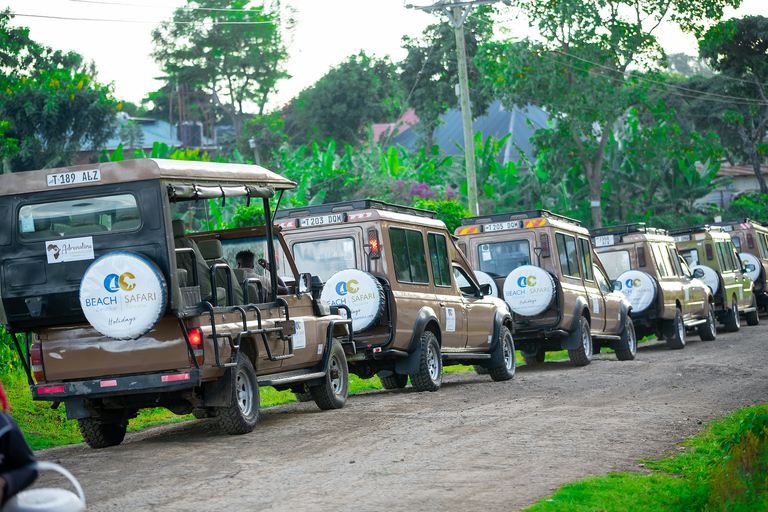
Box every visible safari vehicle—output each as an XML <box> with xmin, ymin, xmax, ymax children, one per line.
<box><xmin>3</xmin><ymin>159</ymin><xmax>352</xmax><ymax>448</ymax></box>
<box><xmin>590</xmin><ymin>223</ymin><xmax>716</xmax><ymax>349</ymax></box>
<box><xmin>274</xmin><ymin>200</ymin><xmax>516</xmax><ymax>392</ymax></box>
<box><xmin>669</xmin><ymin>224</ymin><xmax>758</xmax><ymax>331</ymax></box>
<box><xmin>456</xmin><ymin>210</ymin><xmax>637</xmax><ymax>367</ymax></box>
<box><xmin>712</xmin><ymin>219</ymin><xmax>768</xmax><ymax>312</ymax></box>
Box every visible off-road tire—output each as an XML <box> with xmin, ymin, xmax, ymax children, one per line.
<box><xmin>78</xmin><ymin>417</ymin><xmax>127</xmax><ymax>449</ymax></box>
<box><xmin>293</xmin><ymin>390</ymin><xmax>314</xmax><ymax>402</ymax></box>
<box><xmin>310</xmin><ymin>340</ymin><xmax>349</xmax><ymax>410</ymax></box>
<box><xmin>523</xmin><ymin>349</ymin><xmax>546</xmax><ymax>366</ymax></box>
<box><xmin>616</xmin><ymin>318</ymin><xmax>637</xmax><ymax>361</ymax></box>
<box><xmin>379</xmin><ymin>373</ymin><xmax>408</xmax><ymax>389</ymax></box>
<box><xmin>488</xmin><ymin>326</ymin><xmax>516</xmax><ymax>382</ymax></box>
<box><xmin>746</xmin><ymin>295</ymin><xmax>760</xmax><ymax>326</ymax></box>
<box><xmin>666</xmin><ymin>308</ymin><xmax>686</xmax><ymax>350</ymax></box>
<box><xmin>568</xmin><ymin>316</ymin><xmax>592</xmax><ymax>367</ymax></box>
<box><xmin>724</xmin><ymin>298</ymin><xmax>741</xmax><ymax>332</ymax></box>
<box><xmin>698</xmin><ymin>304</ymin><xmax>717</xmax><ymax>341</ymax></box>
<box><xmin>473</xmin><ymin>365</ymin><xmax>489</xmax><ymax>375</ymax></box>
<box><xmin>409</xmin><ymin>331</ymin><xmax>442</xmax><ymax>392</ymax></box>
<box><xmin>215</xmin><ymin>351</ymin><xmax>259</xmax><ymax>435</ymax></box>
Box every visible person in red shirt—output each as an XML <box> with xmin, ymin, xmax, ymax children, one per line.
<box><xmin>0</xmin><ymin>379</ymin><xmax>38</xmax><ymax>506</ymax></box>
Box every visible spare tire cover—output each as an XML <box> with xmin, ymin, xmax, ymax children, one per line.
<box><xmin>80</xmin><ymin>252</ymin><xmax>167</xmax><ymax>340</ymax></box>
<box><xmin>740</xmin><ymin>252</ymin><xmax>762</xmax><ymax>282</ymax></box>
<box><xmin>321</xmin><ymin>269</ymin><xmax>385</xmax><ymax>333</ymax></box>
<box><xmin>617</xmin><ymin>270</ymin><xmax>657</xmax><ymax>313</ymax></box>
<box><xmin>503</xmin><ymin>265</ymin><xmax>556</xmax><ymax>317</ymax></box>
<box><xmin>474</xmin><ymin>270</ymin><xmax>499</xmax><ymax>298</ymax></box>
<box><xmin>691</xmin><ymin>265</ymin><xmax>720</xmax><ymax>295</ymax></box>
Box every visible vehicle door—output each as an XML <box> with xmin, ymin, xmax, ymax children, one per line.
<box><xmin>452</xmin><ymin>264</ymin><xmax>493</xmax><ymax>349</ymax></box>
<box><xmin>728</xmin><ymin>239</ymin><xmax>754</xmax><ymax>307</ymax></box>
<box><xmin>715</xmin><ymin>240</ymin><xmax>740</xmax><ymax>306</ymax></box>
<box><xmin>651</xmin><ymin>242</ymin><xmax>684</xmax><ymax>318</ymax></box>
<box><xmin>577</xmin><ymin>236</ymin><xmax>606</xmax><ymax>333</ymax></box>
<box><xmin>673</xmin><ymin>247</ymin><xmax>706</xmax><ymax>318</ymax></box>
<box><xmin>594</xmin><ymin>264</ymin><xmax>622</xmax><ymax>333</ymax></box>
<box><xmin>429</xmin><ymin>231</ymin><xmax>467</xmax><ymax>349</ymax></box>
<box><xmin>555</xmin><ymin>232</ymin><xmax>594</xmax><ymax>331</ymax></box>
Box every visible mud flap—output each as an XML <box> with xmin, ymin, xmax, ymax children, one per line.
<box><xmin>560</xmin><ymin>298</ymin><xmax>589</xmax><ymax>350</ymax></box>
<box><xmin>475</xmin><ymin>309</ymin><xmax>512</xmax><ymax>369</ymax></box>
<box><xmin>64</xmin><ymin>400</ymin><xmax>90</xmax><ymax>420</ymax></box>
<box><xmin>605</xmin><ymin>301</ymin><xmax>634</xmax><ymax>351</ymax></box>
<box><xmin>203</xmin><ymin>368</ymin><xmax>232</xmax><ymax>407</ymax></box>
<box><xmin>395</xmin><ymin>307</ymin><xmax>439</xmax><ymax>375</ymax></box>
<box><xmin>395</xmin><ymin>343</ymin><xmax>422</xmax><ymax>375</ymax></box>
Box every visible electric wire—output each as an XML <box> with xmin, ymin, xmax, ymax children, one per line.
<box><xmin>13</xmin><ymin>12</ymin><xmax>274</xmax><ymax>24</ymax></box>
<box><xmin>66</xmin><ymin>0</ymin><xmax>260</xmax><ymax>11</ymax></box>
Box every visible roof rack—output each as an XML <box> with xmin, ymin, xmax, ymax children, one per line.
<box><xmin>274</xmin><ymin>199</ymin><xmax>437</xmax><ymax>220</ymax></box>
<box><xmin>712</xmin><ymin>218</ymin><xmax>753</xmax><ymax>227</ymax></box>
<box><xmin>460</xmin><ymin>209</ymin><xmax>581</xmax><ymax>227</ymax></box>
<box><xmin>667</xmin><ymin>224</ymin><xmax>723</xmax><ymax>235</ymax></box>
<box><xmin>590</xmin><ymin>223</ymin><xmax>667</xmax><ymax>237</ymax></box>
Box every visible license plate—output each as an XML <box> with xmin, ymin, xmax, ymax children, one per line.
<box><xmin>593</xmin><ymin>235</ymin><xmax>614</xmax><ymax>247</ymax></box>
<box><xmin>299</xmin><ymin>213</ymin><xmax>344</xmax><ymax>228</ymax></box>
<box><xmin>720</xmin><ymin>225</ymin><xmax>733</xmax><ymax>232</ymax></box>
<box><xmin>47</xmin><ymin>169</ymin><xmax>101</xmax><ymax>187</ymax></box>
<box><xmin>483</xmin><ymin>221</ymin><xmax>521</xmax><ymax>232</ymax></box>
<box><xmin>673</xmin><ymin>234</ymin><xmax>691</xmax><ymax>242</ymax></box>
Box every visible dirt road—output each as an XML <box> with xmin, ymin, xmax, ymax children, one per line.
<box><xmin>32</xmin><ymin>323</ymin><xmax>768</xmax><ymax>511</ymax></box>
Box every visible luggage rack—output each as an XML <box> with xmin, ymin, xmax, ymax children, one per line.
<box><xmin>275</xmin><ymin>199</ymin><xmax>437</xmax><ymax>220</ymax></box>
<box><xmin>461</xmin><ymin>209</ymin><xmax>581</xmax><ymax>228</ymax></box>
<box><xmin>667</xmin><ymin>224</ymin><xmax>723</xmax><ymax>236</ymax></box>
<box><xmin>590</xmin><ymin>223</ymin><xmax>667</xmax><ymax>237</ymax></box>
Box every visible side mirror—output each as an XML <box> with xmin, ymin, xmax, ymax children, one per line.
<box><xmin>612</xmin><ymin>280</ymin><xmax>622</xmax><ymax>291</ymax></box>
<box><xmin>479</xmin><ymin>283</ymin><xmax>492</xmax><ymax>297</ymax></box>
<box><xmin>745</xmin><ymin>263</ymin><xmax>756</xmax><ymax>273</ymax></box>
<box><xmin>693</xmin><ymin>268</ymin><xmax>705</xmax><ymax>279</ymax></box>
<box><xmin>298</xmin><ymin>273</ymin><xmax>311</xmax><ymax>294</ymax></box>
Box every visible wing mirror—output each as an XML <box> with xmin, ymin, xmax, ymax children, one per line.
<box><xmin>298</xmin><ymin>273</ymin><xmax>311</xmax><ymax>294</ymax></box>
<box><xmin>612</xmin><ymin>280</ymin><xmax>622</xmax><ymax>291</ymax></box>
<box><xmin>479</xmin><ymin>283</ymin><xmax>492</xmax><ymax>297</ymax></box>
<box><xmin>745</xmin><ymin>263</ymin><xmax>756</xmax><ymax>273</ymax></box>
<box><xmin>692</xmin><ymin>268</ymin><xmax>705</xmax><ymax>279</ymax></box>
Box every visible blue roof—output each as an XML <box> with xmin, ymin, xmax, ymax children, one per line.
<box><xmin>100</xmin><ymin>116</ymin><xmax>216</xmax><ymax>151</ymax></box>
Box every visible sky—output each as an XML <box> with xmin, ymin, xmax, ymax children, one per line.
<box><xmin>4</xmin><ymin>0</ymin><xmax>765</xmax><ymax>112</ymax></box>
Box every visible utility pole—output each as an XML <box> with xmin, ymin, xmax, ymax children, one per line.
<box><xmin>407</xmin><ymin>0</ymin><xmax>508</xmax><ymax>216</ymax></box>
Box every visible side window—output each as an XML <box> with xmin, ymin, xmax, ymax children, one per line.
<box><xmin>726</xmin><ymin>241</ymin><xmax>740</xmax><ymax>271</ymax></box>
<box><xmin>594</xmin><ymin>265</ymin><xmax>612</xmax><ymax>294</ymax></box>
<box><xmin>759</xmin><ymin>233</ymin><xmax>768</xmax><ymax>260</ymax></box>
<box><xmin>427</xmin><ymin>233</ymin><xmax>451</xmax><ymax>287</ymax></box>
<box><xmin>715</xmin><ymin>242</ymin><xmax>728</xmax><ymax>271</ymax></box>
<box><xmin>579</xmin><ymin>238</ymin><xmax>593</xmax><ymax>281</ymax></box>
<box><xmin>452</xmin><ymin>266</ymin><xmax>477</xmax><ymax>297</ymax></box>
<box><xmin>389</xmin><ymin>227</ymin><xmax>429</xmax><ymax>285</ymax></box>
<box><xmin>555</xmin><ymin>232</ymin><xmax>580</xmax><ymax>278</ymax></box>
<box><xmin>669</xmin><ymin>246</ymin><xmax>684</xmax><ymax>277</ymax></box>
<box><xmin>731</xmin><ymin>236</ymin><xmax>742</xmax><ymax>252</ymax></box>
<box><xmin>651</xmin><ymin>244</ymin><xmax>668</xmax><ymax>277</ymax></box>
<box><xmin>658</xmin><ymin>243</ymin><xmax>677</xmax><ymax>277</ymax></box>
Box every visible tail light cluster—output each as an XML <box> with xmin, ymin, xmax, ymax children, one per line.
<box><xmin>706</xmin><ymin>243</ymin><xmax>714</xmax><ymax>261</ymax></box>
<box><xmin>747</xmin><ymin>234</ymin><xmax>755</xmax><ymax>249</ymax></box>
<box><xmin>188</xmin><ymin>328</ymin><xmax>204</xmax><ymax>366</ymax></box>
<box><xmin>367</xmin><ymin>229</ymin><xmax>381</xmax><ymax>259</ymax></box>
<box><xmin>31</xmin><ymin>342</ymin><xmax>44</xmax><ymax>382</ymax></box>
<box><xmin>637</xmin><ymin>247</ymin><xmax>646</xmax><ymax>267</ymax></box>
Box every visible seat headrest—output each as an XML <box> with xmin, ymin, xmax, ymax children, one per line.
<box><xmin>172</xmin><ymin>219</ymin><xmax>186</xmax><ymax>238</ymax></box>
<box><xmin>198</xmin><ymin>239</ymin><xmax>224</xmax><ymax>260</ymax></box>
<box><xmin>71</xmin><ymin>213</ymin><xmax>99</xmax><ymax>227</ymax></box>
<box><xmin>115</xmin><ymin>209</ymin><xmax>139</xmax><ymax>222</ymax></box>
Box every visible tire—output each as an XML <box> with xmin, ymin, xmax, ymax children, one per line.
<box><xmin>310</xmin><ymin>340</ymin><xmax>349</xmax><ymax>410</ymax></box>
<box><xmin>379</xmin><ymin>373</ymin><xmax>408</xmax><ymax>389</ymax></box>
<box><xmin>568</xmin><ymin>316</ymin><xmax>592</xmax><ymax>367</ymax></box>
<box><xmin>616</xmin><ymin>318</ymin><xmax>637</xmax><ymax>361</ymax></box>
<box><xmin>78</xmin><ymin>417</ymin><xmax>127</xmax><ymax>449</ymax></box>
<box><xmin>724</xmin><ymin>297</ymin><xmax>741</xmax><ymax>332</ymax></box>
<box><xmin>215</xmin><ymin>351</ymin><xmax>259</xmax><ymax>435</ymax></box>
<box><xmin>473</xmin><ymin>365</ymin><xmax>489</xmax><ymax>375</ymax></box>
<box><xmin>523</xmin><ymin>349</ymin><xmax>546</xmax><ymax>366</ymax></box>
<box><xmin>409</xmin><ymin>331</ymin><xmax>443</xmax><ymax>392</ymax></box>
<box><xmin>746</xmin><ymin>295</ymin><xmax>760</xmax><ymax>326</ymax></box>
<box><xmin>697</xmin><ymin>304</ymin><xmax>717</xmax><ymax>341</ymax></box>
<box><xmin>191</xmin><ymin>407</ymin><xmax>214</xmax><ymax>419</ymax></box>
<box><xmin>293</xmin><ymin>390</ymin><xmax>314</xmax><ymax>402</ymax></box>
<box><xmin>666</xmin><ymin>308</ymin><xmax>686</xmax><ymax>350</ymax></box>
<box><xmin>488</xmin><ymin>326</ymin><xmax>516</xmax><ymax>382</ymax></box>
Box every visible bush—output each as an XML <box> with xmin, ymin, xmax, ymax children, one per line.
<box><xmin>726</xmin><ymin>193</ymin><xmax>768</xmax><ymax>221</ymax></box>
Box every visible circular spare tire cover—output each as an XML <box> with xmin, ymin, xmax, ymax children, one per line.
<box><xmin>503</xmin><ymin>265</ymin><xmax>556</xmax><ymax>317</ymax></box>
<box><xmin>740</xmin><ymin>252</ymin><xmax>761</xmax><ymax>282</ymax></box>
<box><xmin>80</xmin><ymin>253</ymin><xmax>167</xmax><ymax>340</ymax></box>
<box><xmin>474</xmin><ymin>270</ymin><xmax>499</xmax><ymax>298</ymax></box>
<box><xmin>691</xmin><ymin>264</ymin><xmax>720</xmax><ymax>295</ymax></box>
<box><xmin>617</xmin><ymin>270</ymin><xmax>657</xmax><ymax>313</ymax></box>
<box><xmin>321</xmin><ymin>269</ymin><xmax>385</xmax><ymax>333</ymax></box>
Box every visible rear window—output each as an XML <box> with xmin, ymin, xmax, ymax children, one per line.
<box><xmin>477</xmin><ymin>240</ymin><xmax>530</xmax><ymax>276</ymax></box>
<box><xmin>18</xmin><ymin>194</ymin><xmax>139</xmax><ymax>240</ymax></box>
<box><xmin>680</xmin><ymin>248</ymin><xmax>699</xmax><ymax>266</ymax></box>
<box><xmin>731</xmin><ymin>236</ymin><xmax>741</xmax><ymax>251</ymax></box>
<box><xmin>597</xmin><ymin>250</ymin><xmax>631</xmax><ymax>280</ymax></box>
<box><xmin>292</xmin><ymin>237</ymin><xmax>356</xmax><ymax>282</ymax></box>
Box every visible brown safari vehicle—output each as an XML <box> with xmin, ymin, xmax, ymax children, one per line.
<box><xmin>669</xmin><ymin>224</ymin><xmax>758</xmax><ymax>331</ymax></box>
<box><xmin>590</xmin><ymin>223</ymin><xmax>716</xmax><ymax>349</ymax></box>
<box><xmin>274</xmin><ymin>200</ymin><xmax>516</xmax><ymax>392</ymax></box>
<box><xmin>712</xmin><ymin>219</ymin><xmax>768</xmax><ymax>312</ymax></box>
<box><xmin>3</xmin><ymin>159</ymin><xmax>353</xmax><ymax>448</ymax></box>
<box><xmin>455</xmin><ymin>210</ymin><xmax>636</xmax><ymax>366</ymax></box>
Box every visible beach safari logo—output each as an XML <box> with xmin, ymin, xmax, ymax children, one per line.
<box><xmin>625</xmin><ymin>278</ymin><xmax>642</xmax><ymax>288</ymax></box>
<box><xmin>80</xmin><ymin>253</ymin><xmax>166</xmax><ymax>339</ymax></box>
<box><xmin>335</xmin><ymin>279</ymin><xmax>359</xmax><ymax>296</ymax></box>
<box><xmin>503</xmin><ymin>265</ymin><xmax>555</xmax><ymax>317</ymax></box>
<box><xmin>617</xmin><ymin>270</ymin><xmax>656</xmax><ymax>313</ymax></box>
<box><xmin>322</xmin><ymin>269</ymin><xmax>383</xmax><ymax>333</ymax></box>
<box><xmin>45</xmin><ymin>236</ymin><xmax>95</xmax><ymax>264</ymax></box>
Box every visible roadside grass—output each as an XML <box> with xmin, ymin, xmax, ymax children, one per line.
<box><xmin>523</xmin><ymin>404</ymin><xmax>768</xmax><ymax>512</ymax></box>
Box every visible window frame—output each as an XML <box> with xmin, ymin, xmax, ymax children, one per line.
<box><xmin>389</xmin><ymin>226</ymin><xmax>430</xmax><ymax>286</ymax></box>
<box><xmin>578</xmin><ymin>237</ymin><xmax>594</xmax><ymax>282</ymax></box>
<box><xmin>555</xmin><ymin>232</ymin><xmax>581</xmax><ymax>279</ymax></box>
<box><xmin>427</xmin><ymin>232</ymin><xmax>452</xmax><ymax>288</ymax></box>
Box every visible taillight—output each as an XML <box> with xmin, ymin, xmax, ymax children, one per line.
<box><xmin>367</xmin><ymin>229</ymin><xmax>381</xmax><ymax>259</ymax></box>
<box><xmin>638</xmin><ymin>247</ymin><xmax>646</xmax><ymax>267</ymax></box>
<box><xmin>188</xmin><ymin>328</ymin><xmax>203</xmax><ymax>366</ymax></box>
<box><xmin>457</xmin><ymin>242</ymin><xmax>467</xmax><ymax>255</ymax></box>
<box><xmin>747</xmin><ymin>234</ymin><xmax>754</xmax><ymax>248</ymax></box>
<box><xmin>706</xmin><ymin>243</ymin><xmax>713</xmax><ymax>260</ymax></box>
<box><xmin>31</xmin><ymin>342</ymin><xmax>44</xmax><ymax>382</ymax></box>
<box><xmin>540</xmin><ymin>233</ymin><xmax>550</xmax><ymax>258</ymax></box>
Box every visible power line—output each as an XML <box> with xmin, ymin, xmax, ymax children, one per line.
<box><xmin>13</xmin><ymin>12</ymin><xmax>275</xmax><ymax>25</ymax></box>
<box><xmin>65</xmin><ymin>0</ymin><xmax>262</xmax><ymax>12</ymax></box>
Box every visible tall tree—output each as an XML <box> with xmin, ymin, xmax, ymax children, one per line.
<box><xmin>699</xmin><ymin>16</ymin><xmax>768</xmax><ymax>194</ymax></box>
<box><xmin>482</xmin><ymin>0</ymin><xmax>740</xmax><ymax>227</ymax></box>
<box><xmin>152</xmin><ymin>0</ymin><xmax>293</xmax><ymax>144</ymax></box>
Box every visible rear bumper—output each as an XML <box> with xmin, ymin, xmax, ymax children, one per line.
<box><xmin>31</xmin><ymin>369</ymin><xmax>203</xmax><ymax>401</ymax></box>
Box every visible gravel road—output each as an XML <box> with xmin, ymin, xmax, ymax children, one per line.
<box><xmin>30</xmin><ymin>322</ymin><xmax>768</xmax><ymax>511</ymax></box>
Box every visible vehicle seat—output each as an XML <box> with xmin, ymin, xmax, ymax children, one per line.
<box><xmin>64</xmin><ymin>214</ymin><xmax>107</xmax><ymax>235</ymax></box>
<box><xmin>23</xmin><ymin>217</ymin><xmax>57</xmax><ymax>240</ymax></box>
<box><xmin>233</xmin><ymin>268</ymin><xmax>268</xmax><ymax>303</ymax></box>
<box><xmin>172</xmin><ymin>219</ymin><xmax>215</xmax><ymax>302</ymax></box>
<box><xmin>111</xmin><ymin>209</ymin><xmax>140</xmax><ymax>231</ymax></box>
<box><xmin>198</xmin><ymin>239</ymin><xmax>244</xmax><ymax>305</ymax></box>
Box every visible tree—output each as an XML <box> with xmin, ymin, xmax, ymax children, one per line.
<box><xmin>482</xmin><ymin>0</ymin><xmax>740</xmax><ymax>227</ymax></box>
<box><xmin>0</xmin><ymin>10</ymin><xmax>117</xmax><ymax>172</ymax></box>
<box><xmin>699</xmin><ymin>16</ymin><xmax>768</xmax><ymax>194</ymax></box>
<box><xmin>151</xmin><ymin>0</ymin><xmax>293</xmax><ymax>145</ymax></box>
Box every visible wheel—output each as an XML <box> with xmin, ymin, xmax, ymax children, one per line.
<box><xmin>697</xmin><ymin>304</ymin><xmax>717</xmax><ymax>341</ymax></box>
<box><xmin>568</xmin><ymin>316</ymin><xmax>592</xmax><ymax>367</ymax></box>
<box><xmin>746</xmin><ymin>295</ymin><xmax>760</xmax><ymax>326</ymax></box>
<box><xmin>409</xmin><ymin>331</ymin><xmax>442</xmax><ymax>392</ymax></box>
<box><xmin>523</xmin><ymin>349</ymin><xmax>546</xmax><ymax>366</ymax></box>
<box><xmin>724</xmin><ymin>297</ymin><xmax>740</xmax><ymax>332</ymax></box>
<box><xmin>215</xmin><ymin>351</ymin><xmax>259</xmax><ymax>435</ymax></box>
<box><xmin>666</xmin><ymin>308</ymin><xmax>686</xmax><ymax>350</ymax></box>
<box><xmin>488</xmin><ymin>326</ymin><xmax>516</xmax><ymax>381</ymax></box>
<box><xmin>191</xmin><ymin>407</ymin><xmax>214</xmax><ymax>419</ymax></box>
<box><xmin>616</xmin><ymin>318</ymin><xmax>637</xmax><ymax>361</ymax></box>
<box><xmin>78</xmin><ymin>417</ymin><xmax>127</xmax><ymax>449</ymax></box>
<box><xmin>310</xmin><ymin>339</ymin><xmax>349</xmax><ymax>410</ymax></box>
<box><xmin>379</xmin><ymin>372</ymin><xmax>408</xmax><ymax>389</ymax></box>
<box><xmin>293</xmin><ymin>390</ymin><xmax>314</xmax><ymax>402</ymax></box>
<box><xmin>473</xmin><ymin>365</ymin><xmax>489</xmax><ymax>375</ymax></box>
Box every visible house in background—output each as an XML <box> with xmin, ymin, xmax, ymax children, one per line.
<box><xmin>697</xmin><ymin>162</ymin><xmax>768</xmax><ymax>210</ymax></box>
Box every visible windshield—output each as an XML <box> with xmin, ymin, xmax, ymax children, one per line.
<box><xmin>477</xmin><ymin>240</ymin><xmax>530</xmax><ymax>276</ymax></box>
<box><xmin>220</xmin><ymin>236</ymin><xmax>289</xmax><ymax>279</ymax></box>
<box><xmin>292</xmin><ymin>237</ymin><xmax>357</xmax><ymax>282</ymax></box>
<box><xmin>679</xmin><ymin>248</ymin><xmax>700</xmax><ymax>266</ymax></box>
<box><xmin>597</xmin><ymin>250</ymin><xmax>631</xmax><ymax>280</ymax></box>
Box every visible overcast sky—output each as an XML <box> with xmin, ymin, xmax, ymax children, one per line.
<box><xmin>4</xmin><ymin>0</ymin><xmax>764</xmax><ymax>111</ymax></box>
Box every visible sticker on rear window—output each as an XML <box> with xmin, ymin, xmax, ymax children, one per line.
<box><xmin>45</xmin><ymin>236</ymin><xmax>94</xmax><ymax>264</ymax></box>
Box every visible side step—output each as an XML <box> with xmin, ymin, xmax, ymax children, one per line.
<box><xmin>258</xmin><ymin>369</ymin><xmax>325</xmax><ymax>387</ymax></box>
<box><xmin>441</xmin><ymin>353</ymin><xmax>491</xmax><ymax>360</ymax></box>
<box><xmin>592</xmin><ymin>334</ymin><xmax>621</xmax><ymax>341</ymax></box>
<box><xmin>685</xmin><ymin>318</ymin><xmax>707</xmax><ymax>328</ymax></box>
